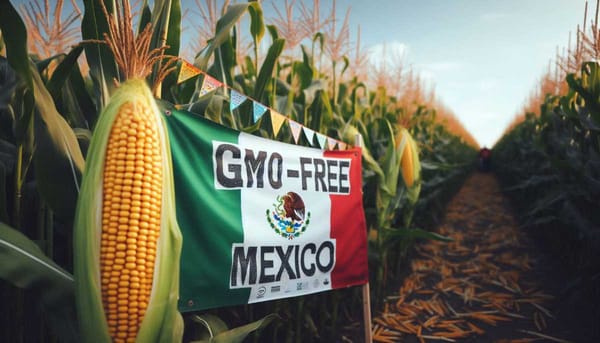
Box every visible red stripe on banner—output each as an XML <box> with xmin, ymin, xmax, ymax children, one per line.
<box><xmin>325</xmin><ymin>148</ymin><xmax>369</xmax><ymax>288</ymax></box>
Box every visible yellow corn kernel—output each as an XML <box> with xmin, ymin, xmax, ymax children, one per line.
<box><xmin>75</xmin><ymin>79</ymin><xmax>183</xmax><ymax>343</ymax></box>
<box><xmin>99</xmin><ymin>100</ymin><xmax>162</xmax><ymax>342</ymax></box>
<box><xmin>400</xmin><ymin>137</ymin><xmax>414</xmax><ymax>187</ymax></box>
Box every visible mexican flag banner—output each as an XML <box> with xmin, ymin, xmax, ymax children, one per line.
<box><xmin>164</xmin><ymin>106</ymin><xmax>368</xmax><ymax>312</ymax></box>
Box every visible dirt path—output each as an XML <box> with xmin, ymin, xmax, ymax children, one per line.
<box><xmin>372</xmin><ymin>173</ymin><xmax>580</xmax><ymax>343</ymax></box>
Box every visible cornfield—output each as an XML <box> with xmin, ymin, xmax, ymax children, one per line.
<box><xmin>14</xmin><ymin>0</ymin><xmax>600</xmax><ymax>342</ymax></box>
<box><xmin>494</xmin><ymin>1</ymin><xmax>600</xmax><ymax>339</ymax></box>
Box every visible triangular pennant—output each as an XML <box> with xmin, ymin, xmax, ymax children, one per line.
<box><xmin>302</xmin><ymin>127</ymin><xmax>315</xmax><ymax>145</ymax></box>
<box><xmin>199</xmin><ymin>75</ymin><xmax>222</xmax><ymax>96</ymax></box>
<box><xmin>316</xmin><ymin>132</ymin><xmax>327</xmax><ymax>149</ymax></box>
<box><xmin>177</xmin><ymin>60</ymin><xmax>202</xmax><ymax>84</ymax></box>
<box><xmin>289</xmin><ymin>120</ymin><xmax>302</xmax><ymax>143</ymax></box>
<box><xmin>230</xmin><ymin>90</ymin><xmax>247</xmax><ymax>112</ymax></box>
<box><xmin>270</xmin><ymin>111</ymin><xmax>286</xmax><ymax>137</ymax></box>
<box><xmin>338</xmin><ymin>142</ymin><xmax>347</xmax><ymax>150</ymax></box>
<box><xmin>327</xmin><ymin>137</ymin><xmax>337</xmax><ymax>150</ymax></box>
<box><xmin>253</xmin><ymin>101</ymin><xmax>268</xmax><ymax>122</ymax></box>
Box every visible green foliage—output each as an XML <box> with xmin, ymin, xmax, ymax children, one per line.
<box><xmin>81</xmin><ymin>0</ymin><xmax>119</xmax><ymax>108</ymax></box>
<box><xmin>494</xmin><ymin>62</ymin><xmax>600</xmax><ymax>272</ymax></box>
<box><xmin>150</xmin><ymin>0</ymin><xmax>182</xmax><ymax>99</ymax></box>
<box><xmin>187</xmin><ymin>313</ymin><xmax>276</xmax><ymax>343</ymax></box>
<box><xmin>0</xmin><ymin>222</ymin><xmax>79</xmax><ymax>342</ymax></box>
<box><xmin>0</xmin><ymin>0</ymin><xmax>476</xmax><ymax>341</ymax></box>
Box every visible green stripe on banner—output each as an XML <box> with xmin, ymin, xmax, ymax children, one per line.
<box><xmin>164</xmin><ymin>105</ymin><xmax>249</xmax><ymax>311</ymax></box>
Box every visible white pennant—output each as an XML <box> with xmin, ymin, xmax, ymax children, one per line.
<box><xmin>302</xmin><ymin>127</ymin><xmax>315</xmax><ymax>145</ymax></box>
<box><xmin>315</xmin><ymin>133</ymin><xmax>327</xmax><ymax>149</ymax></box>
<box><xmin>289</xmin><ymin>120</ymin><xmax>302</xmax><ymax>143</ymax></box>
<box><xmin>199</xmin><ymin>75</ymin><xmax>222</xmax><ymax>96</ymax></box>
<box><xmin>327</xmin><ymin>137</ymin><xmax>337</xmax><ymax>150</ymax></box>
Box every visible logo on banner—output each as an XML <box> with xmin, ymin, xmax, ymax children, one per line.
<box><xmin>266</xmin><ymin>192</ymin><xmax>311</xmax><ymax>240</ymax></box>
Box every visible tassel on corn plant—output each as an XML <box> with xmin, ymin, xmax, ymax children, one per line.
<box><xmin>74</xmin><ymin>1</ymin><xmax>182</xmax><ymax>342</ymax></box>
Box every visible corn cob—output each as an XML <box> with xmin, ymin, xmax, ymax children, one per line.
<box><xmin>400</xmin><ymin>136</ymin><xmax>415</xmax><ymax>187</ymax></box>
<box><xmin>397</xmin><ymin>128</ymin><xmax>421</xmax><ymax>189</ymax></box>
<box><xmin>73</xmin><ymin>0</ymin><xmax>182</xmax><ymax>340</ymax></box>
<box><xmin>74</xmin><ymin>80</ymin><xmax>182</xmax><ymax>343</ymax></box>
<box><xmin>101</xmin><ymin>97</ymin><xmax>160</xmax><ymax>340</ymax></box>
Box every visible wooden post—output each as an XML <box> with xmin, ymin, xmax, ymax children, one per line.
<box><xmin>355</xmin><ymin>134</ymin><xmax>373</xmax><ymax>343</ymax></box>
<box><xmin>362</xmin><ymin>282</ymin><xmax>373</xmax><ymax>342</ymax></box>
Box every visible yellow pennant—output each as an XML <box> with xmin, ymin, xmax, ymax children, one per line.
<box><xmin>270</xmin><ymin>111</ymin><xmax>286</xmax><ymax>137</ymax></box>
<box><xmin>177</xmin><ymin>60</ymin><xmax>202</xmax><ymax>84</ymax></box>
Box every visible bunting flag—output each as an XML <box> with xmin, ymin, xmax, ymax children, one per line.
<box><xmin>164</xmin><ymin>108</ymin><xmax>369</xmax><ymax>311</ymax></box>
<box><xmin>289</xmin><ymin>120</ymin><xmax>302</xmax><ymax>143</ymax></box>
<box><xmin>199</xmin><ymin>75</ymin><xmax>222</xmax><ymax>96</ymax></box>
<box><xmin>303</xmin><ymin>127</ymin><xmax>315</xmax><ymax>146</ymax></box>
<box><xmin>327</xmin><ymin>137</ymin><xmax>337</xmax><ymax>150</ymax></box>
<box><xmin>316</xmin><ymin>133</ymin><xmax>327</xmax><ymax>150</ymax></box>
<box><xmin>230</xmin><ymin>90</ymin><xmax>247</xmax><ymax>112</ymax></box>
<box><xmin>177</xmin><ymin>60</ymin><xmax>202</xmax><ymax>84</ymax></box>
<box><xmin>253</xmin><ymin>101</ymin><xmax>268</xmax><ymax>122</ymax></box>
<box><xmin>179</xmin><ymin>61</ymin><xmax>350</xmax><ymax>151</ymax></box>
<box><xmin>270</xmin><ymin>111</ymin><xmax>286</xmax><ymax>137</ymax></box>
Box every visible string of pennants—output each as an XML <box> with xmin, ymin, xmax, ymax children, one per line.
<box><xmin>177</xmin><ymin>60</ymin><xmax>348</xmax><ymax>151</ymax></box>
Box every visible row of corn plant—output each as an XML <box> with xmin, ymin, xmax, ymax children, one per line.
<box><xmin>494</xmin><ymin>61</ymin><xmax>600</xmax><ymax>341</ymax></box>
<box><xmin>493</xmin><ymin>2</ymin><xmax>600</xmax><ymax>334</ymax></box>
<box><xmin>0</xmin><ymin>0</ymin><xmax>476</xmax><ymax>341</ymax></box>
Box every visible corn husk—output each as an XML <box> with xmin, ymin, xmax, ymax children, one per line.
<box><xmin>73</xmin><ymin>79</ymin><xmax>183</xmax><ymax>342</ymax></box>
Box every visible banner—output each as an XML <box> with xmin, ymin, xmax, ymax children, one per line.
<box><xmin>164</xmin><ymin>108</ymin><xmax>368</xmax><ymax>312</ymax></box>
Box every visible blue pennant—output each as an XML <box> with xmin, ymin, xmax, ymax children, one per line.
<box><xmin>253</xmin><ymin>101</ymin><xmax>268</xmax><ymax>123</ymax></box>
<box><xmin>230</xmin><ymin>90</ymin><xmax>247</xmax><ymax>112</ymax></box>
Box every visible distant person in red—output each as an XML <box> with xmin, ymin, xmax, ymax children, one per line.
<box><xmin>479</xmin><ymin>147</ymin><xmax>491</xmax><ymax>172</ymax></box>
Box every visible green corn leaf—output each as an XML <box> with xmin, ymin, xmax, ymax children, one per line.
<box><xmin>191</xmin><ymin>314</ymin><xmax>230</xmax><ymax>339</ymax></box>
<box><xmin>383</xmin><ymin>226</ymin><xmax>452</xmax><ymax>243</ymax></box>
<box><xmin>0</xmin><ymin>56</ymin><xmax>18</xmax><ymax>141</ymax></box>
<box><xmin>66</xmin><ymin>59</ymin><xmax>97</xmax><ymax>129</ymax></box>
<box><xmin>73</xmin><ymin>128</ymin><xmax>92</xmax><ymax>157</ymax></box>
<box><xmin>254</xmin><ymin>38</ymin><xmax>285</xmax><ymax>101</ymax></box>
<box><xmin>0</xmin><ymin>156</ymin><xmax>9</xmax><ymax>223</ymax></box>
<box><xmin>248</xmin><ymin>2</ymin><xmax>265</xmax><ymax>44</ymax></box>
<box><xmin>303</xmin><ymin>79</ymin><xmax>327</xmax><ymax>107</ymax></box>
<box><xmin>249</xmin><ymin>0</ymin><xmax>265</xmax><ymax>72</ymax></box>
<box><xmin>45</xmin><ymin>47</ymin><xmax>90</xmax><ymax>128</ymax></box>
<box><xmin>191</xmin><ymin>314</ymin><xmax>276</xmax><ymax>343</ymax></box>
<box><xmin>138</xmin><ymin>0</ymin><xmax>152</xmax><ymax>34</ymax></box>
<box><xmin>150</xmin><ymin>0</ymin><xmax>181</xmax><ymax>99</ymax></box>
<box><xmin>36</xmin><ymin>55</ymin><xmax>61</xmax><ymax>75</ymax></box>
<box><xmin>341</xmin><ymin>123</ymin><xmax>385</xmax><ymax>181</ymax></box>
<box><xmin>0</xmin><ymin>1</ymin><xmax>32</xmax><ymax>90</ymax></box>
<box><xmin>0</xmin><ymin>0</ymin><xmax>34</xmax><ymax>144</ymax></box>
<box><xmin>0</xmin><ymin>221</ymin><xmax>80</xmax><ymax>342</ymax></box>
<box><xmin>381</xmin><ymin>120</ymin><xmax>401</xmax><ymax>195</ymax></box>
<box><xmin>30</xmin><ymin>63</ymin><xmax>85</xmax><ymax>222</ymax></box>
<box><xmin>46</xmin><ymin>46</ymin><xmax>84</xmax><ymax>104</ymax></box>
<box><xmin>81</xmin><ymin>0</ymin><xmax>119</xmax><ymax>108</ymax></box>
<box><xmin>196</xmin><ymin>3</ymin><xmax>250</xmax><ymax>70</ymax></box>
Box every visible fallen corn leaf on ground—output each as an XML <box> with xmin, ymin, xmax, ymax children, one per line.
<box><xmin>372</xmin><ymin>173</ymin><xmax>583</xmax><ymax>343</ymax></box>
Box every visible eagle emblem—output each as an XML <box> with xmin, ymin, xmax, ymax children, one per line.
<box><xmin>266</xmin><ymin>192</ymin><xmax>311</xmax><ymax>239</ymax></box>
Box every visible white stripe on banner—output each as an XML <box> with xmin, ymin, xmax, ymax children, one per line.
<box><xmin>237</xmin><ymin>133</ymin><xmax>338</xmax><ymax>303</ymax></box>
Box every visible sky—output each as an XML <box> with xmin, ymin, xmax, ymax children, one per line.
<box><xmin>331</xmin><ymin>0</ymin><xmax>588</xmax><ymax>147</ymax></box>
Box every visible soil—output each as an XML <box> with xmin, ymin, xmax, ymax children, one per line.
<box><xmin>370</xmin><ymin>172</ymin><xmax>598</xmax><ymax>343</ymax></box>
